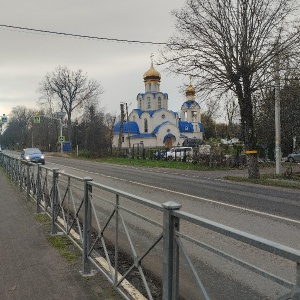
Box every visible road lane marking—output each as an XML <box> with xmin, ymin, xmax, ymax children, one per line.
<box><xmin>49</xmin><ymin>162</ymin><xmax>300</xmax><ymax>225</ymax></box>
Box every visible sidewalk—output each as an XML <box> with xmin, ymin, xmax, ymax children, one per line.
<box><xmin>0</xmin><ymin>170</ymin><xmax>121</xmax><ymax>300</ymax></box>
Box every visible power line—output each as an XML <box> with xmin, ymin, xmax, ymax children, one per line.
<box><xmin>0</xmin><ymin>24</ymin><xmax>167</xmax><ymax>45</ymax></box>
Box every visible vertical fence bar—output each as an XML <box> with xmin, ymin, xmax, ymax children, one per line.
<box><xmin>114</xmin><ymin>194</ymin><xmax>120</xmax><ymax>285</ymax></box>
<box><xmin>51</xmin><ymin>169</ymin><xmax>59</xmax><ymax>235</ymax></box>
<box><xmin>36</xmin><ymin>164</ymin><xmax>41</xmax><ymax>213</ymax></box>
<box><xmin>162</xmin><ymin>201</ymin><xmax>182</xmax><ymax>300</ymax></box>
<box><xmin>82</xmin><ymin>177</ymin><xmax>93</xmax><ymax>275</ymax></box>
<box><xmin>291</xmin><ymin>262</ymin><xmax>300</xmax><ymax>299</ymax></box>
<box><xmin>20</xmin><ymin>161</ymin><xmax>23</xmax><ymax>191</ymax></box>
<box><xmin>26</xmin><ymin>162</ymin><xmax>30</xmax><ymax>201</ymax></box>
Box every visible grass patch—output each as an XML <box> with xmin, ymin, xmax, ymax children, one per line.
<box><xmin>34</xmin><ymin>213</ymin><xmax>50</xmax><ymax>225</ymax></box>
<box><xmin>95</xmin><ymin>157</ymin><xmax>230</xmax><ymax>171</ymax></box>
<box><xmin>47</xmin><ymin>235</ymin><xmax>77</xmax><ymax>261</ymax></box>
<box><xmin>34</xmin><ymin>213</ymin><xmax>77</xmax><ymax>262</ymax></box>
<box><xmin>224</xmin><ymin>173</ymin><xmax>300</xmax><ymax>189</ymax></box>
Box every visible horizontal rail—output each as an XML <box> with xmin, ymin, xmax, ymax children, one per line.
<box><xmin>175</xmin><ymin>210</ymin><xmax>300</xmax><ymax>263</ymax></box>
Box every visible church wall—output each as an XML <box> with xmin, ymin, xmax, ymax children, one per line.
<box><xmin>156</xmin><ymin>123</ymin><xmax>180</xmax><ymax>147</ymax></box>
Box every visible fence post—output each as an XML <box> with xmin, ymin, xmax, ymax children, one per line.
<box><xmin>162</xmin><ymin>201</ymin><xmax>182</xmax><ymax>300</ymax></box>
<box><xmin>291</xmin><ymin>262</ymin><xmax>300</xmax><ymax>299</ymax></box>
<box><xmin>82</xmin><ymin>177</ymin><xmax>93</xmax><ymax>275</ymax></box>
<box><xmin>26</xmin><ymin>162</ymin><xmax>31</xmax><ymax>201</ymax></box>
<box><xmin>36</xmin><ymin>164</ymin><xmax>41</xmax><ymax>213</ymax></box>
<box><xmin>51</xmin><ymin>169</ymin><xmax>59</xmax><ymax>235</ymax></box>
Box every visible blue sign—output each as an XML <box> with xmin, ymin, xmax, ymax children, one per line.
<box><xmin>1</xmin><ymin>116</ymin><xmax>7</xmax><ymax>123</ymax></box>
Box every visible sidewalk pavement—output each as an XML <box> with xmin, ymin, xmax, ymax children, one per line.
<box><xmin>0</xmin><ymin>170</ymin><xmax>121</xmax><ymax>300</ymax></box>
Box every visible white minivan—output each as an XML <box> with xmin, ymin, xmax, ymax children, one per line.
<box><xmin>166</xmin><ymin>147</ymin><xmax>193</xmax><ymax>161</ymax></box>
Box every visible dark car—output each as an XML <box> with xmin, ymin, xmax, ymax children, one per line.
<box><xmin>152</xmin><ymin>150</ymin><xmax>167</xmax><ymax>160</ymax></box>
<box><xmin>287</xmin><ymin>151</ymin><xmax>300</xmax><ymax>162</ymax></box>
<box><xmin>21</xmin><ymin>148</ymin><xmax>45</xmax><ymax>164</ymax></box>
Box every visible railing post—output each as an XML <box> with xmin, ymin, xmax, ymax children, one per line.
<box><xmin>20</xmin><ymin>161</ymin><xmax>24</xmax><ymax>191</ymax></box>
<box><xmin>291</xmin><ymin>262</ymin><xmax>300</xmax><ymax>299</ymax></box>
<box><xmin>36</xmin><ymin>164</ymin><xmax>41</xmax><ymax>213</ymax></box>
<box><xmin>82</xmin><ymin>177</ymin><xmax>93</xmax><ymax>275</ymax></box>
<box><xmin>162</xmin><ymin>201</ymin><xmax>182</xmax><ymax>300</ymax></box>
<box><xmin>51</xmin><ymin>169</ymin><xmax>59</xmax><ymax>235</ymax></box>
<box><xmin>26</xmin><ymin>162</ymin><xmax>30</xmax><ymax>201</ymax></box>
<box><xmin>115</xmin><ymin>194</ymin><xmax>119</xmax><ymax>285</ymax></box>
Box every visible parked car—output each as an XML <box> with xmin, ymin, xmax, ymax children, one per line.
<box><xmin>166</xmin><ymin>147</ymin><xmax>193</xmax><ymax>161</ymax></box>
<box><xmin>21</xmin><ymin>148</ymin><xmax>45</xmax><ymax>164</ymax></box>
<box><xmin>287</xmin><ymin>151</ymin><xmax>300</xmax><ymax>162</ymax></box>
<box><xmin>152</xmin><ymin>150</ymin><xmax>167</xmax><ymax>160</ymax></box>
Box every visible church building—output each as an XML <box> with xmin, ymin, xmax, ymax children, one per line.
<box><xmin>113</xmin><ymin>61</ymin><xmax>203</xmax><ymax>149</ymax></box>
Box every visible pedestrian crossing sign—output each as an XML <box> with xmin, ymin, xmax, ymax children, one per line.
<box><xmin>33</xmin><ymin>116</ymin><xmax>40</xmax><ymax>123</ymax></box>
<box><xmin>58</xmin><ymin>136</ymin><xmax>65</xmax><ymax>142</ymax></box>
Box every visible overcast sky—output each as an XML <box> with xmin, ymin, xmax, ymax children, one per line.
<box><xmin>0</xmin><ymin>0</ymin><xmax>192</xmax><ymax>120</ymax></box>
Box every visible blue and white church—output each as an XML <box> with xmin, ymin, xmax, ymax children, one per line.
<box><xmin>113</xmin><ymin>61</ymin><xmax>203</xmax><ymax>149</ymax></box>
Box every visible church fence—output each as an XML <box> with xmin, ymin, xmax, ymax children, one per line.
<box><xmin>0</xmin><ymin>152</ymin><xmax>299</xmax><ymax>300</ymax></box>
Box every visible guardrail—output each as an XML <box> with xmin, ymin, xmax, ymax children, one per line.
<box><xmin>1</xmin><ymin>152</ymin><xmax>300</xmax><ymax>300</ymax></box>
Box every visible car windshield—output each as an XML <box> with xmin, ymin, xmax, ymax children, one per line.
<box><xmin>25</xmin><ymin>148</ymin><xmax>42</xmax><ymax>155</ymax></box>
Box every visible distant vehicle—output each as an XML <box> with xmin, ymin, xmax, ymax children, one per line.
<box><xmin>287</xmin><ymin>151</ymin><xmax>300</xmax><ymax>162</ymax></box>
<box><xmin>166</xmin><ymin>147</ymin><xmax>193</xmax><ymax>161</ymax></box>
<box><xmin>21</xmin><ymin>148</ymin><xmax>45</xmax><ymax>164</ymax></box>
<box><xmin>152</xmin><ymin>150</ymin><xmax>167</xmax><ymax>160</ymax></box>
<box><xmin>182</xmin><ymin>138</ymin><xmax>202</xmax><ymax>147</ymax></box>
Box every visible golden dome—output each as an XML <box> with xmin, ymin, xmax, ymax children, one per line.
<box><xmin>185</xmin><ymin>84</ymin><xmax>195</xmax><ymax>97</ymax></box>
<box><xmin>143</xmin><ymin>63</ymin><xmax>161</xmax><ymax>80</ymax></box>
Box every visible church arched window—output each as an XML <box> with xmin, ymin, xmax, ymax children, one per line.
<box><xmin>139</xmin><ymin>99</ymin><xmax>142</xmax><ymax>109</ymax></box>
<box><xmin>158</xmin><ymin>97</ymin><xmax>161</xmax><ymax>109</ymax></box>
<box><xmin>144</xmin><ymin>119</ymin><xmax>148</xmax><ymax>132</ymax></box>
<box><xmin>147</xmin><ymin>97</ymin><xmax>151</xmax><ymax>109</ymax></box>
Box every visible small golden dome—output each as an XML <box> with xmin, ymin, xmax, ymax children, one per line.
<box><xmin>185</xmin><ymin>84</ymin><xmax>195</xmax><ymax>96</ymax></box>
<box><xmin>143</xmin><ymin>63</ymin><xmax>161</xmax><ymax>79</ymax></box>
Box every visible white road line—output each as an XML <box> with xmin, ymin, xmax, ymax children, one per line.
<box><xmin>51</xmin><ymin>162</ymin><xmax>300</xmax><ymax>225</ymax></box>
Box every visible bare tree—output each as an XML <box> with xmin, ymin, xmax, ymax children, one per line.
<box><xmin>161</xmin><ymin>0</ymin><xmax>300</xmax><ymax>178</ymax></box>
<box><xmin>38</xmin><ymin>66</ymin><xmax>104</xmax><ymax>146</ymax></box>
<box><xmin>2</xmin><ymin>106</ymin><xmax>35</xmax><ymax>148</ymax></box>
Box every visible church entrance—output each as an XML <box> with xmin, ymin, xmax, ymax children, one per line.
<box><xmin>165</xmin><ymin>137</ymin><xmax>173</xmax><ymax>148</ymax></box>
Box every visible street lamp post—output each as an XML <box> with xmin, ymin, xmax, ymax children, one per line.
<box><xmin>56</xmin><ymin>111</ymin><xmax>66</xmax><ymax>154</ymax></box>
<box><xmin>274</xmin><ymin>50</ymin><xmax>282</xmax><ymax>175</ymax></box>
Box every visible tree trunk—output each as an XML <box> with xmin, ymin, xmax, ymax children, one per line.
<box><xmin>236</xmin><ymin>80</ymin><xmax>260</xmax><ymax>179</ymax></box>
<box><xmin>247</xmin><ymin>153</ymin><xmax>260</xmax><ymax>178</ymax></box>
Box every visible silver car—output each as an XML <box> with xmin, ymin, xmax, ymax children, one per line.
<box><xmin>287</xmin><ymin>151</ymin><xmax>300</xmax><ymax>162</ymax></box>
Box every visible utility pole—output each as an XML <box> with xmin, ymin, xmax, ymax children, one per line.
<box><xmin>274</xmin><ymin>47</ymin><xmax>282</xmax><ymax>175</ymax></box>
<box><xmin>125</xmin><ymin>102</ymin><xmax>131</xmax><ymax>154</ymax></box>
<box><xmin>118</xmin><ymin>103</ymin><xmax>124</xmax><ymax>152</ymax></box>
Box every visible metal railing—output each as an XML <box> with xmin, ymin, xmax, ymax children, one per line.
<box><xmin>1</xmin><ymin>152</ymin><xmax>300</xmax><ymax>300</ymax></box>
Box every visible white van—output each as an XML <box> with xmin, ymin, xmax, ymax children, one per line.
<box><xmin>166</xmin><ymin>147</ymin><xmax>193</xmax><ymax>161</ymax></box>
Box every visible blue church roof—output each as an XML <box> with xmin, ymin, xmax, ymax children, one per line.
<box><xmin>130</xmin><ymin>133</ymin><xmax>156</xmax><ymax>138</ymax></box>
<box><xmin>113</xmin><ymin>121</ymin><xmax>139</xmax><ymax>134</ymax></box>
<box><xmin>153</xmin><ymin>121</ymin><xmax>170</xmax><ymax>133</ymax></box>
<box><xmin>178</xmin><ymin>121</ymin><xmax>194</xmax><ymax>132</ymax></box>
<box><xmin>133</xmin><ymin>109</ymin><xmax>177</xmax><ymax>118</ymax></box>
<box><xmin>182</xmin><ymin>100</ymin><xmax>200</xmax><ymax>108</ymax></box>
<box><xmin>163</xmin><ymin>133</ymin><xmax>176</xmax><ymax>143</ymax></box>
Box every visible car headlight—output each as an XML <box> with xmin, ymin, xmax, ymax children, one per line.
<box><xmin>41</xmin><ymin>155</ymin><xmax>45</xmax><ymax>159</ymax></box>
<box><xmin>25</xmin><ymin>156</ymin><xmax>30</xmax><ymax>160</ymax></box>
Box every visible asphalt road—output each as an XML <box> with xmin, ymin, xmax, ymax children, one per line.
<box><xmin>4</xmin><ymin>151</ymin><xmax>300</xmax><ymax>299</ymax></box>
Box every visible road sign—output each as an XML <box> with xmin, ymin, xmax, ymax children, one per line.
<box><xmin>58</xmin><ymin>136</ymin><xmax>65</xmax><ymax>142</ymax></box>
<box><xmin>1</xmin><ymin>116</ymin><xmax>7</xmax><ymax>123</ymax></box>
<box><xmin>33</xmin><ymin>116</ymin><xmax>40</xmax><ymax>123</ymax></box>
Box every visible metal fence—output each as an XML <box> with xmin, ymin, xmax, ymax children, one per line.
<box><xmin>1</xmin><ymin>152</ymin><xmax>300</xmax><ymax>300</ymax></box>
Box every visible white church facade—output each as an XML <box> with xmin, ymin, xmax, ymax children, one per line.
<box><xmin>113</xmin><ymin>62</ymin><xmax>203</xmax><ymax>149</ymax></box>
